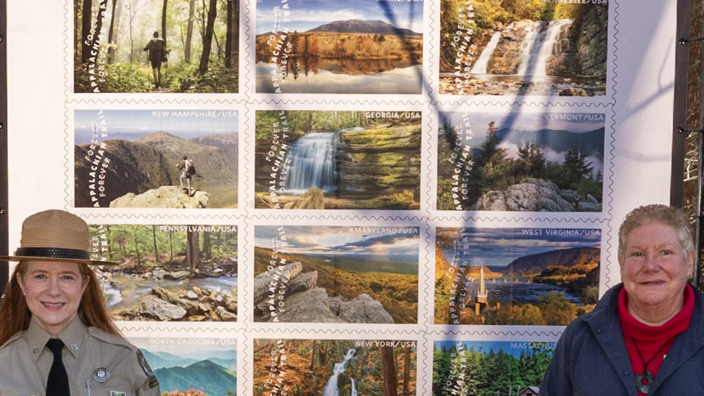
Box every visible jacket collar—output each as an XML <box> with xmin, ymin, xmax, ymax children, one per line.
<box><xmin>584</xmin><ymin>283</ymin><xmax>704</xmax><ymax>395</ymax></box>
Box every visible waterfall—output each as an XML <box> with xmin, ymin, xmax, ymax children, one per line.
<box><xmin>471</xmin><ymin>32</ymin><xmax>501</xmax><ymax>74</ymax></box>
<box><xmin>322</xmin><ymin>349</ymin><xmax>356</xmax><ymax>396</ymax></box>
<box><xmin>283</xmin><ymin>132</ymin><xmax>338</xmax><ymax>193</ymax></box>
<box><xmin>351</xmin><ymin>379</ymin><xmax>358</xmax><ymax>396</ymax></box>
<box><xmin>516</xmin><ymin>19</ymin><xmax>572</xmax><ymax>77</ymax></box>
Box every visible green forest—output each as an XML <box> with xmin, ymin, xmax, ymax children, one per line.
<box><xmin>433</xmin><ymin>343</ymin><xmax>552</xmax><ymax>396</ymax></box>
<box><xmin>74</xmin><ymin>0</ymin><xmax>239</xmax><ymax>93</ymax></box>
<box><xmin>439</xmin><ymin>0</ymin><xmax>586</xmax><ymax>72</ymax></box>
<box><xmin>89</xmin><ymin>225</ymin><xmax>238</xmax><ymax>277</ymax></box>
<box><xmin>253</xmin><ymin>339</ymin><xmax>416</xmax><ymax>396</ymax></box>
<box><xmin>437</xmin><ymin>118</ymin><xmax>602</xmax><ymax>211</ymax></box>
<box><xmin>255</xmin><ymin>247</ymin><xmax>418</xmax><ymax>324</ymax></box>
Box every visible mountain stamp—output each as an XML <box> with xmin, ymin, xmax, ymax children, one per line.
<box><xmin>434</xmin><ymin>226</ymin><xmax>601</xmax><ymax>326</ymax></box>
<box><xmin>252</xmin><ymin>223</ymin><xmax>420</xmax><ymax>325</ymax></box>
<box><xmin>435</xmin><ymin>109</ymin><xmax>606</xmax><ymax>212</ymax></box>
<box><xmin>255</xmin><ymin>0</ymin><xmax>423</xmax><ymax>94</ymax></box>
<box><xmin>125</xmin><ymin>335</ymin><xmax>237</xmax><ymax>396</ymax></box>
<box><xmin>73</xmin><ymin>0</ymin><xmax>239</xmax><ymax>94</ymax></box>
<box><xmin>253</xmin><ymin>109</ymin><xmax>422</xmax><ymax>211</ymax></box>
<box><xmin>89</xmin><ymin>222</ymin><xmax>238</xmax><ymax>322</ymax></box>
<box><xmin>438</xmin><ymin>0</ymin><xmax>609</xmax><ymax>97</ymax></box>
<box><xmin>433</xmin><ymin>340</ymin><xmax>555</xmax><ymax>395</ymax></box>
<box><xmin>253</xmin><ymin>338</ymin><xmax>417</xmax><ymax>395</ymax></box>
<box><xmin>73</xmin><ymin>108</ymin><xmax>239</xmax><ymax>209</ymax></box>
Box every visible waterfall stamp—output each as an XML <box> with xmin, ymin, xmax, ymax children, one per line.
<box><xmin>255</xmin><ymin>0</ymin><xmax>424</xmax><ymax>94</ymax></box>
<box><xmin>438</xmin><ymin>0</ymin><xmax>609</xmax><ymax>96</ymax></box>
<box><xmin>254</xmin><ymin>109</ymin><xmax>422</xmax><ymax>210</ymax></box>
<box><xmin>89</xmin><ymin>222</ymin><xmax>238</xmax><ymax>322</ymax></box>
<box><xmin>72</xmin><ymin>0</ymin><xmax>239</xmax><ymax>94</ymax></box>
<box><xmin>253</xmin><ymin>224</ymin><xmax>420</xmax><ymax>324</ymax></box>
<box><xmin>436</xmin><ymin>109</ymin><xmax>606</xmax><ymax>212</ymax></box>
<box><xmin>126</xmin><ymin>335</ymin><xmax>237</xmax><ymax>396</ymax></box>
<box><xmin>434</xmin><ymin>226</ymin><xmax>601</xmax><ymax>326</ymax></box>
<box><xmin>253</xmin><ymin>338</ymin><xmax>417</xmax><ymax>395</ymax></box>
<box><xmin>73</xmin><ymin>108</ymin><xmax>239</xmax><ymax>209</ymax></box>
<box><xmin>433</xmin><ymin>340</ymin><xmax>555</xmax><ymax>395</ymax></box>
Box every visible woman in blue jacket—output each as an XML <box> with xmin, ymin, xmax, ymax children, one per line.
<box><xmin>540</xmin><ymin>204</ymin><xmax>704</xmax><ymax>395</ymax></box>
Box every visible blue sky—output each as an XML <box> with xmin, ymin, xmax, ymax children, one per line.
<box><xmin>437</xmin><ymin>227</ymin><xmax>602</xmax><ymax>268</ymax></box>
<box><xmin>74</xmin><ymin>110</ymin><xmax>238</xmax><ymax>136</ymax></box>
<box><xmin>255</xmin><ymin>225</ymin><xmax>420</xmax><ymax>257</ymax></box>
<box><xmin>256</xmin><ymin>0</ymin><xmax>424</xmax><ymax>35</ymax></box>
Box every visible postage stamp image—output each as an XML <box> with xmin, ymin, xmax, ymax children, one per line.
<box><xmin>91</xmin><ymin>223</ymin><xmax>238</xmax><ymax>322</ymax></box>
<box><xmin>254</xmin><ymin>109</ymin><xmax>421</xmax><ymax>210</ymax></box>
<box><xmin>74</xmin><ymin>109</ymin><xmax>239</xmax><ymax>209</ymax></box>
<box><xmin>434</xmin><ymin>226</ymin><xmax>601</xmax><ymax>326</ymax></box>
<box><xmin>253</xmin><ymin>224</ymin><xmax>420</xmax><ymax>324</ymax></box>
<box><xmin>438</xmin><ymin>0</ymin><xmax>608</xmax><ymax>96</ymax></box>
<box><xmin>255</xmin><ymin>0</ymin><xmax>423</xmax><ymax>94</ymax></box>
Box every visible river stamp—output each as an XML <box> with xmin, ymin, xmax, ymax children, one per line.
<box><xmin>73</xmin><ymin>108</ymin><xmax>239</xmax><ymax>209</ymax></box>
<box><xmin>255</xmin><ymin>0</ymin><xmax>423</xmax><ymax>94</ymax></box>
<box><xmin>434</xmin><ymin>226</ymin><xmax>601</xmax><ymax>325</ymax></box>
<box><xmin>436</xmin><ymin>109</ymin><xmax>606</xmax><ymax>212</ymax></box>
<box><xmin>253</xmin><ymin>338</ymin><xmax>417</xmax><ymax>395</ymax></box>
<box><xmin>89</xmin><ymin>223</ymin><xmax>238</xmax><ymax>322</ymax></box>
<box><xmin>438</xmin><ymin>0</ymin><xmax>608</xmax><ymax>96</ymax></box>
<box><xmin>253</xmin><ymin>224</ymin><xmax>420</xmax><ymax>324</ymax></box>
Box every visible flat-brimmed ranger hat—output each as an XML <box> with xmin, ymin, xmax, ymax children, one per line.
<box><xmin>0</xmin><ymin>209</ymin><xmax>118</xmax><ymax>265</ymax></box>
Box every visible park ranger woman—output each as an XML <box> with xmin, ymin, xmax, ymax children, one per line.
<box><xmin>0</xmin><ymin>210</ymin><xmax>160</xmax><ymax>396</ymax></box>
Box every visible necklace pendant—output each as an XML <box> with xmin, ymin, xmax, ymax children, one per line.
<box><xmin>634</xmin><ymin>370</ymin><xmax>654</xmax><ymax>394</ymax></box>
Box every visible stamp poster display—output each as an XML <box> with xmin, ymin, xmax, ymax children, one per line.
<box><xmin>6</xmin><ymin>0</ymin><xmax>680</xmax><ymax>394</ymax></box>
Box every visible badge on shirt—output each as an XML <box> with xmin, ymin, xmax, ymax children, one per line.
<box><xmin>136</xmin><ymin>349</ymin><xmax>159</xmax><ymax>389</ymax></box>
<box><xmin>93</xmin><ymin>367</ymin><xmax>110</xmax><ymax>383</ymax></box>
<box><xmin>110</xmin><ymin>392</ymin><xmax>126</xmax><ymax>396</ymax></box>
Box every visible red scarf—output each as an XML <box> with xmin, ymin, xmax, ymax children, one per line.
<box><xmin>618</xmin><ymin>285</ymin><xmax>694</xmax><ymax>396</ymax></box>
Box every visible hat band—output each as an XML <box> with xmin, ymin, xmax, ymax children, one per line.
<box><xmin>15</xmin><ymin>247</ymin><xmax>91</xmax><ymax>260</ymax></box>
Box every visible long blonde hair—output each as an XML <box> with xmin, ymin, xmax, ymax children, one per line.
<box><xmin>0</xmin><ymin>261</ymin><xmax>122</xmax><ymax>345</ymax></box>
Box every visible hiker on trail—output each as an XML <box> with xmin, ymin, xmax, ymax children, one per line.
<box><xmin>144</xmin><ymin>31</ymin><xmax>166</xmax><ymax>88</ymax></box>
<box><xmin>178</xmin><ymin>156</ymin><xmax>195</xmax><ymax>195</ymax></box>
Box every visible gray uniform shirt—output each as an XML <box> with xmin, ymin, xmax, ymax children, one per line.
<box><xmin>0</xmin><ymin>316</ymin><xmax>159</xmax><ymax>396</ymax></box>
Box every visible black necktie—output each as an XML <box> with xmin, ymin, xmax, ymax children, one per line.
<box><xmin>46</xmin><ymin>339</ymin><xmax>70</xmax><ymax>396</ymax></box>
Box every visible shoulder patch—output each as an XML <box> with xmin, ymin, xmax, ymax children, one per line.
<box><xmin>136</xmin><ymin>349</ymin><xmax>159</xmax><ymax>389</ymax></box>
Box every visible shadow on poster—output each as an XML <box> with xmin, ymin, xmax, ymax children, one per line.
<box><xmin>438</xmin><ymin>0</ymin><xmax>608</xmax><ymax>96</ymax></box>
<box><xmin>91</xmin><ymin>224</ymin><xmax>238</xmax><ymax>321</ymax></box>
<box><xmin>75</xmin><ymin>109</ymin><xmax>239</xmax><ymax>209</ymax></box>
<box><xmin>255</xmin><ymin>0</ymin><xmax>423</xmax><ymax>94</ymax></box>
<box><xmin>437</xmin><ymin>110</ymin><xmax>605</xmax><ymax>212</ymax></box>
<box><xmin>434</xmin><ymin>227</ymin><xmax>601</xmax><ymax>325</ymax></box>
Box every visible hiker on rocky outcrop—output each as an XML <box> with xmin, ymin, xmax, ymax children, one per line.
<box><xmin>178</xmin><ymin>156</ymin><xmax>195</xmax><ymax>195</ymax></box>
<box><xmin>144</xmin><ymin>31</ymin><xmax>167</xmax><ymax>88</ymax></box>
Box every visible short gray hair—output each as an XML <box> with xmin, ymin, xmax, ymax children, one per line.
<box><xmin>618</xmin><ymin>204</ymin><xmax>694</xmax><ymax>262</ymax></box>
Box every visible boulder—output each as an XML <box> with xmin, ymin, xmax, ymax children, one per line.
<box><xmin>224</xmin><ymin>287</ymin><xmax>238</xmax><ymax>313</ymax></box>
<box><xmin>253</xmin><ymin>262</ymin><xmax>303</xmax><ymax>308</ymax></box>
<box><xmin>110</xmin><ymin>186</ymin><xmax>209</xmax><ymax>209</ymax></box>
<box><xmin>216</xmin><ymin>306</ymin><xmax>237</xmax><ymax>321</ymax></box>
<box><xmin>152</xmin><ymin>287</ymin><xmax>181</xmax><ymax>305</ymax></box>
<box><xmin>140</xmin><ymin>296</ymin><xmax>187</xmax><ymax>320</ymax></box>
<box><xmin>166</xmin><ymin>270</ymin><xmax>191</xmax><ymax>280</ymax></box>
<box><xmin>274</xmin><ymin>288</ymin><xmax>345</xmax><ymax>323</ymax></box>
<box><xmin>474</xmin><ymin>179</ymin><xmax>578</xmax><ymax>212</ymax></box>
<box><xmin>284</xmin><ymin>188</ymin><xmax>325</xmax><ymax>209</ymax></box>
<box><xmin>288</xmin><ymin>271</ymin><xmax>318</xmax><ymax>294</ymax></box>
<box><xmin>336</xmin><ymin>294</ymin><xmax>394</xmax><ymax>323</ymax></box>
